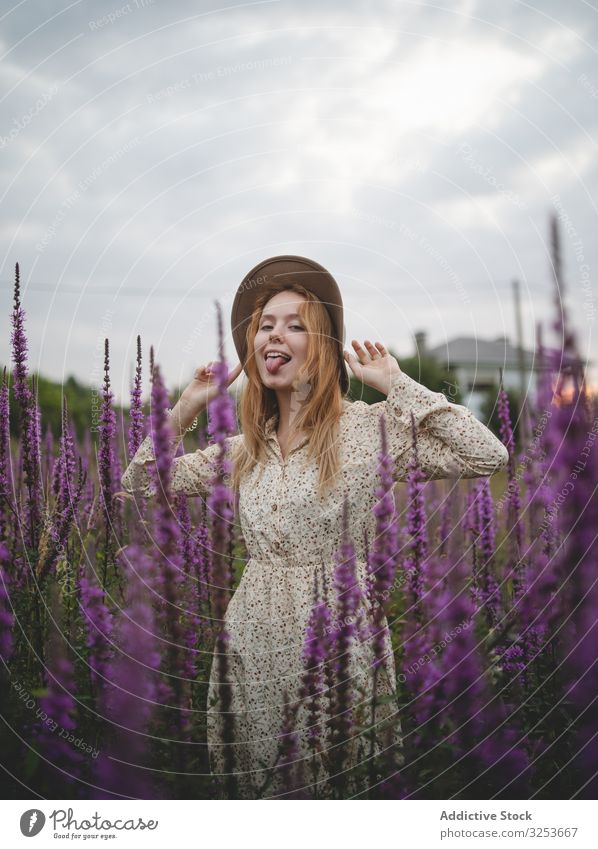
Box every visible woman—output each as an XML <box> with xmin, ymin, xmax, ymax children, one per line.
<box><xmin>121</xmin><ymin>255</ymin><xmax>509</xmax><ymax>799</ymax></box>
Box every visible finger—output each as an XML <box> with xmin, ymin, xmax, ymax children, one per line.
<box><xmin>364</xmin><ymin>340</ymin><xmax>381</xmax><ymax>359</ymax></box>
<box><xmin>351</xmin><ymin>339</ymin><xmax>368</xmax><ymax>364</ymax></box>
<box><xmin>195</xmin><ymin>363</ymin><xmax>214</xmax><ymax>380</ymax></box>
<box><xmin>374</xmin><ymin>342</ymin><xmax>387</xmax><ymax>354</ymax></box>
<box><xmin>227</xmin><ymin>361</ymin><xmax>243</xmax><ymax>384</ymax></box>
<box><xmin>344</xmin><ymin>350</ymin><xmax>362</xmax><ymax>376</ymax></box>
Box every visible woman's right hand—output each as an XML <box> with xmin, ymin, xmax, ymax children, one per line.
<box><xmin>181</xmin><ymin>360</ymin><xmax>243</xmax><ymax>411</ymax></box>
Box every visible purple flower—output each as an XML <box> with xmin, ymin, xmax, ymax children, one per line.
<box><xmin>176</xmin><ymin>493</ymin><xmax>202</xmax><ymax>680</ymax></box>
<box><xmin>0</xmin><ymin>373</ymin><xmax>14</xmax><ymax>543</ymax></box>
<box><xmin>10</xmin><ymin>263</ymin><xmax>30</xmax><ymax>406</ymax></box>
<box><xmin>44</xmin><ymin>423</ymin><xmax>54</xmax><ymax>485</ymax></box>
<box><xmin>38</xmin><ymin>456</ymin><xmax>86</xmax><ymax>582</ymax></box>
<box><xmin>326</xmin><ymin>497</ymin><xmax>364</xmax><ymax>787</ymax></box>
<box><xmin>273</xmin><ymin>690</ymin><xmax>308</xmax><ymax>798</ymax></box>
<box><xmin>95</xmin><ymin>543</ymin><xmax>162</xmax><ymax>798</ymax></box>
<box><xmin>415</xmin><ymin>554</ymin><xmax>529</xmax><ymax>795</ymax></box>
<box><xmin>300</xmin><ymin>576</ymin><xmax>334</xmax><ymax>732</ymax></box>
<box><xmin>401</xmin><ymin>410</ymin><xmax>428</xmax><ymax>615</ymax></box>
<box><xmin>366</xmin><ymin>412</ymin><xmax>400</xmax><ymax>613</ymax></box>
<box><xmin>295</xmin><ymin>574</ymin><xmax>335</xmax><ymax>797</ymax></box>
<box><xmin>128</xmin><ymin>335</ymin><xmax>145</xmax><ymax>458</ymax></box>
<box><xmin>98</xmin><ymin>339</ymin><xmax>116</xmax><ymax>586</ymax></box>
<box><xmin>438</xmin><ymin>488</ymin><xmax>452</xmax><ymax>556</ymax></box>
<box><xmin>361</xmin><ymin>410</ymin><xmax>402</xmax><ymax>783</ymax></box>
<box><xmin>53</xmin><ymin>398</ymin><xmax>76</xmax><ymax>511</ymax></box>
<box><xmin>474</xmin><ymin>478</ymin><xmax>501</xmax><ymax>626</ymax></box>
<box><xmin>10</xmin><ymin>266</ymin><xmax>42</xmax><ymax>548</ymax></box>
<box><xmin>147</xmin><ymin>360</ymin><xmax>189</xmax><ymax>739</ymax></box>
<box><xmin>0</xmin><ymin>543</ymin><xmax>14</xmax><ymax>663</ymax></box>
<box><xmin>204</xmin><ymin>302</ymin><xmax>238</xmax><ymax>796</ymax></box>
<box><xmin>32</xmin><ymin>634</ymin><xmax>85</xmax><ymax>793</ymax></box>
<box><xmin>78</xmin><ymin>570</ymin><xmax>114</xmax><ymax>695</ymax></box>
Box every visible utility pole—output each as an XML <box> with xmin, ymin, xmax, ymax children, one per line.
<box><xmin>512</xmin><ymin>278</ymin><xmax>531</xmax><ymax>444</ymax></box>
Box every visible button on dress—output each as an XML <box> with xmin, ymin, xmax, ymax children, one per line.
<box><xmin>121</xmin><ymin>370</ymin><xmax>509</xmax><ymax>798</ymax></box>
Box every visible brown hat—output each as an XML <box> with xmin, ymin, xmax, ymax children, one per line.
<box><xmin>231</xmin><ymin>254</ymin><xmax>349</xmax><ymax>394</ymax></box>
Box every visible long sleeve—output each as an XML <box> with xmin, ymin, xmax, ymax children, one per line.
<box><xmin>372</xmin><ymin>370</ymin><xmax>509</xmax><ymax>481</ymax></box>
<box><xmin>121</xmin><ymin>431</ymin><xmax>242</xmax><ymax>498</ymax></box>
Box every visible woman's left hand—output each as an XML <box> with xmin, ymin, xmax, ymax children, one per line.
<box><xmin>343</xmin><ymin>340</ymin><xmax>402</xmax><ymax>395</ymax></box>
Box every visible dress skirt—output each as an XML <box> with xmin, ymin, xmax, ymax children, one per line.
<box><xmin>206</xmin><ymin>555</ymin><xmax>404</xmax><ymax>799</ymax></box>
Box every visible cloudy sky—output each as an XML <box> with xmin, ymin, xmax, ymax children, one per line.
<box><xmin>1</xmin><ymin>0</ymin><xmax>597</xmax><ymax>405</ymax></box>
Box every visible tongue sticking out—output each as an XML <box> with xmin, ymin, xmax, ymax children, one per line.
<box><xmin>265</xmin><ymin>355</ymin><xmax>290</xmax><ymax>375</ymax></box>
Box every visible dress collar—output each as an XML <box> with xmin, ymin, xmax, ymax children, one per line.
<box><xmin>263</xmin><ymin>399</ymin><xmax>352</xmax><ymax>455</ymax></box>
<box><xmin>264</xmin><ymin>413</ymin><xmax>278</xmax><ymax>436</ymax></box>
<box><xmin>264</xmin><ymin>412</ymin><xmax>309</xmax><ymax>456</ymax></box>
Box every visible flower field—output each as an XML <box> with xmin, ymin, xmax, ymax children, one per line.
<box><xmin>1</xmin><ymin>239</ymin><xmax>597</xmax><ymax>800</ymax></box>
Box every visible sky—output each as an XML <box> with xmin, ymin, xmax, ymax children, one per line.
<box><xmin>1</xmin><ymin>0</ymin><xmax>597</xmax><ymax>405</ymax></box>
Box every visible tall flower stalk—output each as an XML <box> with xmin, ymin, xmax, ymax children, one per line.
<box><xmin>78</xmin><ymin>569</ymin><xmax>113</xmax><ymax>700</ymax></box>
<box><xmin>148</xmin><ymin>359</ymin><xmax>189</xmax><ymax>750</ymax></box>
<box><xmin>474</xmin><ymin>478</ymin><xmax>501</xmax><ymax>627</ymax></box>
<box><xmin>95</xmin><ymin>543</ymin><xmax>162</xmax><ymax>798</ymax></box>
<box><xmin>366</xmin><ymin>412</ymin><xmax>400</xmax><ymax>641</ymax></box>
<box><xmin>128</xmin><ymin>335</ymin><xmax>145</xmax><ymax>458</ymax></box>
<box><xmin>402</xmin><ymin>410</ymin><xmax>428</xmax><ymax>620</ymax></box>
<box><xmin>364</xmin><ymin>412</ymin><xmax>401</xmax><ymax>790</ymax></box>
<box><xmin>98</xmin><ymin>339</ymin><xmax>116</xmax><ymax>590</ymax></box>
<box><xmin>273</xmin><ymin>689</ymin><xmax>307</xmax><ymax>799</ymax></box>
<box><xmin>206</xmin><ymin>301</ymin><xmax>238</xmax><ymax>799</ymax></box>
<box><xmin>0</xmin><ymin>542</ymin><xmax>14</xmax><ymax>665</ymax></box>
<box><xmin>296</xmin><ymin>572</ymin><xmax>334</xmax><ymax>797</ymax></box>
<box><xmin>0</xmin><ymin>370</ymin><xmax>14</xmax><ymax>544</ymax></box>
<box><xmin>327</xmin><ymin>496</ymin><xmax>364</xmax><ymax>795</ymax></box>
<box><xmin>10</xmin><ymin>263</ymin><xmax>42</xmax><ymax>550</ymax></box>
<box><xmin>32</xmin><ymin>594</ymin><xmax>85</xmax><ymax>796</ymax></box>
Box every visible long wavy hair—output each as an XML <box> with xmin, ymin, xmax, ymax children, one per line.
<box><xmin>231</xmin><ymin>281</ymin><xmax>347</xmax><ymax>500</ymax></box>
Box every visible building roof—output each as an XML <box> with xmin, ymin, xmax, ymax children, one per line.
<box><xmin>426</xmin><ymin>335</ymin><xmax>583</xmax><ymax>370</ymax></box>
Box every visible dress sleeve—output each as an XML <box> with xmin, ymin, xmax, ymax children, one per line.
<box><xmin>121</xmin><ymin>431</ymin><xmax>242</xmax><ymax>498</ymax></box>
<box><xmin>376</xmin><ymin>370</ymin><xmax>509</xmax><ymax>481</ymax></box>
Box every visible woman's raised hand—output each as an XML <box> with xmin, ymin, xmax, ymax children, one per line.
<box><xmin>181</xmin><ymin>360</ymin><xmax>243</xmax><ymax>410</ymax></box>
<box><xmin>343</xmin><ymin>340</ymin><xmax>401</xmax><ymax>395</ymax></box>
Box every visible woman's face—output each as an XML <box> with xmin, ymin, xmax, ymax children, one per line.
<box><xmin>253</xmin><ymin>290</ymin><xmax>309</xmax><ymax>390</ymax></box>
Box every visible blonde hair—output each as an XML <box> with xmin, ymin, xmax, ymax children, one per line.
<box><xmin>231</xmin><ymin>281</ymin><xmax>346</xmax><ymax>500</ymax></box>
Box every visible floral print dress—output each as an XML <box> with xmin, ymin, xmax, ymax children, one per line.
<box><xmin>121</xmin><ymin>370</ymin><xmax>509</xmax><ymax>798</ymax></box>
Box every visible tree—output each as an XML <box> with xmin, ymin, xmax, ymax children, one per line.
<box><xmin>348</xmin><ymin>349</ymin><xmax>463</xmax><ymax>405</ymax></box>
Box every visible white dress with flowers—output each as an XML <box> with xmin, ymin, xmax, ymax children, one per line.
<box><xmin>122</xmin><ymin>371</ymin><xmax>509</xmax><ymax>798</ymax></box>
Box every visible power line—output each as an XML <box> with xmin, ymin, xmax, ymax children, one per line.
<box><xmin>1</xmin><ymin>283</ymin><xmax>214</xmax><ymax>297</ymax></box>
<box><xmin>2</xmin><ymin>280</ymin><xmax>530</xmax><ymax>298</ymax></box>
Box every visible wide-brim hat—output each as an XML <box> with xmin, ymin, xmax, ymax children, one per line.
<box><xmin>231</xmin><ymin>254</ymin><xmax>349</xmax><ymax>395</ymax></box>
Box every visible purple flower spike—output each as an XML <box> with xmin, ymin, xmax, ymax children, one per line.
<box><xmin>0</xmin><ymin>543</ymin><xmax>14</xmax><ymax>663</ymax></box>
<box><xmin>95</xmin><ymin>543</ymin><xmax>162</xmax><ymax>799</ymax></box>
<box><xmin>128</xmin><ymin>335</ymin><xmax>145</xmax><ymax>458</ymax></box>
<box><xmin>0</xmin><ymin>373</ymin><xmax>14</xmax><ymax>543</ymax></box>
<box><xmin>10</xmin><ymin>265</ymin><xmax>42</xmax><ymax>548</ymax></box>
<box><xmin>78</xmin><ymin>570</ymin><xmax>113</xmax><ymax>695</ymax></box>
<box><xmin>366</xmin><ymin>412</ymin><xmax>400</xmax><ymax>612</ymax></box>
<box><xmin>402</xmin><ymin>410</ymin><xmax>428</xmax><ymax>615</ymax></box>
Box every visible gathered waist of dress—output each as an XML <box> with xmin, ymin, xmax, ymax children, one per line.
<box><xmin>245</xmin><ymin>554</ymin><xmax>370</xmax><ymax>572</ymax></box>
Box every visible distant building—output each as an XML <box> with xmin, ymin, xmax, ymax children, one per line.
<box><xmin>415</xmin><ymin>331</ymin><xmax>583</xmax><ymax>419</ymax></box>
